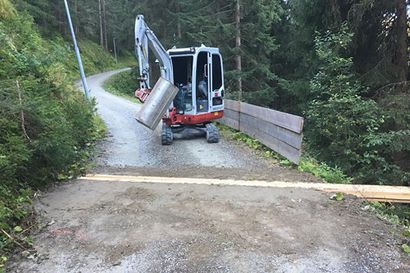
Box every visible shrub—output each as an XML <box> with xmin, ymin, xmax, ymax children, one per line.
<box><xmin>0</xmin><ymin>4</ymin><xmax>108</xmax><ymax>262</ymax></box>
<box><xmin>104</xmin><ymin>69</ymin><xmax>138</xmax><ymax>100</ymax></box>
<box><xmin>306</xmin><ymin>26</ymin><xmax>409</xmax><ymax>185</ymax></box>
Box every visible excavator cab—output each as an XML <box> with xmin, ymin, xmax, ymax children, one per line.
<box><xmin>134</xmin><ymin>15</ymin><xmax>224</xmax><ymax>145</ymax></box>
<box><xmin>169</xmin><ymin>46</ymin><xmax>225</xmax><ymax>116</ymax></box>
<box><xmin>168</xmin><ymin>45</ymin><xmax>224</xmax><ymax>115</ymax></box>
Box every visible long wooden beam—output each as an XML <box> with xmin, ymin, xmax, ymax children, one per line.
<box><xmin>79</xmin><ymin>174</ymin><xmax>410</xmax><ymax>203</ymax></box>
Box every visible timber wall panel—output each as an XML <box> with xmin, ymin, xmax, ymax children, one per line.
<box><xmin>240</xmin><ymin>102</ymin><xmax>304</xmax><ymax>134</ymax></box>
<box><xmin>220</xmin><ymin>99</ymin><xmax>304</xmax><ymax>164</ymax></box>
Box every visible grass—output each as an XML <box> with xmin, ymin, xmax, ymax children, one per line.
<box><xmin>298</xmin><ymin>158</ymin><xmax>352</xmax><ymax>184</ymax></box>
<box><xmin>103</xmin><ymin>69</ymin><xmax>140</xmax><ymax>102</ymax></box>
<box><xmin>365</xmin><ymin>201</ymin><xmax>410</xmax><ymax>254</ymax></box>
<box><xmin>217</xmin><ymin>123</ymin><xmax>351</xmax><ymax>184</ymax></box>
<box><xmin>367</xmin><ymin>202</ymin><xmax>410</xmax><ymax>227</ymax></box>
<box><xmin>0</xmin><ymin>188</ymin><xmax>33</xmax><ymax>271</ymax></box>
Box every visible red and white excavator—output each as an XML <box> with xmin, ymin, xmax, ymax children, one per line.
<box><xmin>134</xmin><ymin>15</ymin><xmax>225</xmax><ymax>145</ymax></box>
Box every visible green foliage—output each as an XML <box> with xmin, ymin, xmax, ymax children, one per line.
<box><xmin>402</xmin><ymin>244</ymin><xmax>410</xmax><ymax>254</ymax></box>
<box><xmin>0</xmin><ymin>0</ymin><xmax>16</xmax><ymax>19</ymax></box>
<box><xmin>368</xmin><ymin>202</ymin><xmax>410</xmax><ymax>227</ymax></box>
<box><xmin>220</xmin><ymin>124</ymin><xmax>353</xmax><ymax>184</ymax></box>
<box><xmin>368</xmin><ymin>202</ymin><xmax>410</xmax><ymax>254</ymax></box>
<box><xmin>232</xmin><ymin>131</ymin><xmax>263</xmax><ymax>151</ymax></box>
<box><xmin>298</xmin><ymin>158</ymin><xmax>352</xmax><ymax>184</ymax></box>
<box><xmin>330</xmin><ymin>192</ymin><xmax>345</xmax><ymax>201</ymax></box>
<box><xmin>305</xmin><ymin>27</ymin><xmax>409</xmax><ymax>185</ymax></box>
<box><xmin>0</xmin><ymin>1</ymin><xmax>109</xmax><ymax>263</ymax></box>
<box><xmin>0</xmin><ymin>187</ymin><xmax>32</xmax><ymax>259</ymax></box>
<box><xmin>104</xmin><ymin>69</ymin><xmax>139</xmax><ymax>101</ymax></box>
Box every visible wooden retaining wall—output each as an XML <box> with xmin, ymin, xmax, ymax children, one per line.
<box><xmin>220</xmin><ymin>99</ymin><xmax>304</xmax><ymax>164</ymax></box>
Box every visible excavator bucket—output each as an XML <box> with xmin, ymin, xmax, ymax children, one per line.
<box><xmin>135</xmin><ymin>77</ymin><xmax>179</xmax><ymax>130</ymax></box>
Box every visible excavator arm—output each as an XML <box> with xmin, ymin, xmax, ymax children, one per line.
<box><xmin>134</xmin><ymin>15</ymin><xmax>179</xmax><ymax>130</ymax></box>
<box><xmin>135</xmin><ymin>14</ymin><xmax>174</xmax><ymax>100</ymax></box>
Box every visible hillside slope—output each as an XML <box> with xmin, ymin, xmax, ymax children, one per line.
<box><xmin>0</xmin><ymin>0</ymin><xmax>129</xmax><ymax>267</ymax></box>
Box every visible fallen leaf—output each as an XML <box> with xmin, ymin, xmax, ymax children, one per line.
<box><xmin>14</xmin><ymin>226</ymin><xmax>23</xmax><ymax>233</ymax></box>
<box><xmin>336</xmin><ymin>192</ymin><xmax>344</xmax><ymax>201</ymax></box>
<box><xmin>402</xmin><ymin>244</ymin><xmax>410</xmax><ymax>254</ymax></box>
<box><xmin>402</xmin><ymin>229</ymin><xmax>410</xmax><ymax>238</ymax></box>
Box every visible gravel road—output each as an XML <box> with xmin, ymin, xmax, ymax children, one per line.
<box><xmin>8</xmin><ymin>69</ymin><xmax>409</xmax><ymax>273</ymax></box>
<box><xmin>88</xmin><ymin>69</ymin><xmax>318</xmax><ymax>182</ymax></box>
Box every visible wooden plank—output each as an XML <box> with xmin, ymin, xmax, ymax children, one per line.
<box><xmin>240</xmin><ymin>113</ymin><xmax>303</xmax><ymax>149</ymax></box>
<box><xmin>240</xmin><ymin>102</ymin><xmax>304</xmax><ymax>133</ymax></box>
<box><xmin>224</xmin><ymin>99</ymin><xmax>241</xmax><ymax>112</ymax></box>
<box><xmin>240</xmin><ymin>120</ymin><xmax>302</xmax><ymax>164</ymax></box>
<box><xmin>220</xmin><ymin>116</ymin><xmax>239</xmax><ymax>130</ymax></box>
<box><xmin>82</xmin><ymin>174</ymin><xmax>410</xmax><ymax>203</ymax></box>
<box><xmin>224</xmin><ymin>109</ymin><xmax>240</xmax><ymax>120</ymax></box>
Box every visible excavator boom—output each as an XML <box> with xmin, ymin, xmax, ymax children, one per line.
<box><xmin>134</xmin><ymin>15</ymin><xmax>179</xmax><ymax>130</ymax></box>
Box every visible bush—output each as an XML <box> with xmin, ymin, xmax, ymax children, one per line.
<box><xmin>306</xmin><ymin>26</ymin><xmax>409</xmax><ymax>185</ymax></box>
<box><xmin>104</xmin><ymin>69</ymin><xmax>138</xmax><ymax>100</ymax></box>
<box><xmin>0</xmin><ymin>4</ymin><xmax>108</xmax><ymax>263</ymax></box>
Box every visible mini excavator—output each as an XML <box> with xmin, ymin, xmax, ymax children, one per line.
<box><xmin>134</xmin><ymin>15</ymin><xmax>225</xmax><ymax>145</ymax></box>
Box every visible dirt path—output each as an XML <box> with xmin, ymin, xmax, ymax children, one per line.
<box><xmin>8</xmin><ymin>70</ymin><xmax>409</xmax><ymax>273</ymax></box>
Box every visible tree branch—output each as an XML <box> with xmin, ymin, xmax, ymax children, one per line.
<box><xmin>16</xmin><ymin>80</ymin><xmax>32</xmax><ymax>143</ymax></box>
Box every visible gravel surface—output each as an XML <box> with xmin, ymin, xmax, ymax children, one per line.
<box><xmin>89</xmin><ymin>69</ymin><xmax>318</xmax><ymax>182</ymax></box>
<box><xmin>7</xmin><ymin>69</ymin><xmax>410</xmax><ymax>273</ymax></box>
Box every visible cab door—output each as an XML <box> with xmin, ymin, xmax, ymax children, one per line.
<box><xmin>209</xmin><ymin>53</ymin><xmax>224</xmax><ymax>112</ymax></box>
<box><xmin>195</xmin><ymin>51</ymin><xmax>211</xmax><ymax>114</ymax></box>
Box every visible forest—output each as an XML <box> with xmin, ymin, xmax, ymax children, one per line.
<box><xmin>1</xmin><ymin>0</ymin><xmax>410</xmax><ymax>268</ymax></box>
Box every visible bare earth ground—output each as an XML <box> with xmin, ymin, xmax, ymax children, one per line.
<box><xmin>7</xmin><ymin>70</ymin><xmax>409</xmax><ymax>272</ymax></box>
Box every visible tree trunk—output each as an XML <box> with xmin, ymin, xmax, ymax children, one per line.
<box><xmin>177</xmin><ymin>20</ymin><xmax>182</xmax><ymax>40</ymax></box>
<box><xmin>74</xmin><ymin>0</ymin><xmax>79</xmax><ymax>35</ymax></box>
<box><xmin>176</xmin><ymin>2</ymin><xmax>182</xmax><ymax>41</ymax></box>
<box><xmin>99</xmin><ymin>0</ymin><xmax>104</xmax><ymax>47</ymax></box>
<box><xmin>102</xmin><ymin>0</ymin><xmax>108</xmax><ymax>50</ymax></box>
<box><xmin>235</xmin><ymin>0</ymin><xmax>243</xmax><ymax>101</ymax></box>
<box><xmin>392</xmin><ymin>0</ymin><xmax>408</xmax><ymax>81</ymax></box>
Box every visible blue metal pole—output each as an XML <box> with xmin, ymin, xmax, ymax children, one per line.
<box><xmin>64</xmin><ymin>0</ymin><xmax>91</xmax><ymax>100</ymax></box>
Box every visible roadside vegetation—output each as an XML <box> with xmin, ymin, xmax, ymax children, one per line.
<box><xmin>103</xmin><ymin>69</ymin><xmax>139</xmax><ymax>101</ymax></box>
<box><xmin>367</xmin><ymin>202</ymin><xmax>410</xmax><ymax>254</ymax></box>
<box><xmin>218</xmin><ymin>124</ymin><xmax>352</xmax><ymax>184</ymax></box>
<box><xmin>0</xmin><ymin>0</ymin><xmax>132</xmax><ymax>268</ymax></box>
